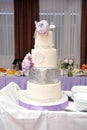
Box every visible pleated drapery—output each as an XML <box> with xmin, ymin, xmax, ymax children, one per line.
<box><xmin>14</xmin><ymin>0</ymin><xmax>39</xmax><ymax>59</ymax></box>
<box><xmin>0</xmin><ymin>0</ymin><xmax>14</xmax><ymax>68</ymax></box>
<box><xmin>80</xmin><ymin>0</ymin><xmax>87</xmax><ymax>65</ymax></box>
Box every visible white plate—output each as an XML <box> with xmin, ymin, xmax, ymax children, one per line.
<box><xmin>71</xmin><ymin>85</ymin><xmax>87</xmax><ymax>98</ymax></box>
<box><xmin>74</xmin><ymin>93</ymin><xmax>87</xmax><ymax>111</ymax></box>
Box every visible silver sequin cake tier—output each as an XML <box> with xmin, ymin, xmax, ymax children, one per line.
<box><xmin>29</xmin><ymin>67</ymin><xmax>59</xmax><ymax>84</ymax></box>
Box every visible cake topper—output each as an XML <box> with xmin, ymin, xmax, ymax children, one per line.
<box><xmin>35</xmin><ymin>20</ymin><xmax>49</xmax><ymax>35</ymax></box>
<box><xmin>35</xmin><ymin>20</ymin><xmax>55</xmax><ymax>35</ymax></box>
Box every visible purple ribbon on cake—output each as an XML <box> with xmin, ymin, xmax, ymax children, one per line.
<box><xmin>18</xmin><ymin>99</ymin><xmax>68</xmax><ymax>111</ymax></box>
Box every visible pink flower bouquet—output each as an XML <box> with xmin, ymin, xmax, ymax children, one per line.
<box><xmin>60</xmin><ymin>58</ymin><xmax>74</xmax><ymax>69</ymax></box>
<box><xmin>22</xmin><ymin>53</ymin><xmax>34</xmax><ymax>72</ymax></box>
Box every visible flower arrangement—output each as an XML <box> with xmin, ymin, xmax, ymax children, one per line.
<box><xmin>60</xmin><ymin>58</ymin><xmax>74</xmax><ymax>70</ymax></box>
<box><xmin>35</xmin><ymin>20</ymin><xmax>55</xmax><ymax>35</ymax></box>
<box><xmin>22</xmin><ymin>53</ymin><xmax>34</xmax><ymax>72</ymax></box>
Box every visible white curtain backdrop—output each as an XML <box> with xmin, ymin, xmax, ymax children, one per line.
<box><xmin>39</xmin><ymin>0</ymin><xmax>82</xmax><ymax>66</ymax></box>
<box><xmin>0</xmin><ymin>0</ymin><xmax>14</xmax><ymax>69</ymax></box>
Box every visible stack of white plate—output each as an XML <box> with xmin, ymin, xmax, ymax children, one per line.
<box><xmin>71</xmin><ymin>85</ymin><xmax>87</xmax><ymax>99</ymax></box>
<box><xmin>74</xmin><ymin>93</ymin><xmax>87</xmax><ymax>111</ymax></box>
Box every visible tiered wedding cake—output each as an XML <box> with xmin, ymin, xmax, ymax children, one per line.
<box><xmin>19</xmin><ymin>20</ymin><xmax>68</xmax><ymax>111</ymax></box>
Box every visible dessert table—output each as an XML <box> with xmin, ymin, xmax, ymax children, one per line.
<box><xmin>0</xmin><ymin>82</ymin><xmax>87</xmax><ymax>130</ymax></box>
<box><xmin>0</xmin><ymin>75</ymin><xmax>87</xmax><ymax>90</ymax></box>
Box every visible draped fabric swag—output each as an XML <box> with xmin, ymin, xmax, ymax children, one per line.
<box><xmin>14</xmin><ymin>0</ymin><xmax>39</xmax><ymax>59</ymax></box>
<box><xmin>80</xmin><ymin>0</ymin><xmax>87</xmax><ymax>65</ymax></box>
<box><xmin>0</xmin><ymin>0</ymin><xmax>14</xmax><ymax>68</ymax></box>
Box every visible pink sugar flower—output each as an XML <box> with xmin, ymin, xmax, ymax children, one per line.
<box><xmin>35</xmin><ymin>20</ymin><xmax>49</xmax><ymax>34</ymax></box>
<box><xmin>22</xmin><ymin>53</ymin><xmax>34</xmax><ymax>72</ymax></box>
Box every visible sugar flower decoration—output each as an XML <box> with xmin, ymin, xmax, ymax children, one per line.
<box><xmin>35</xmin><ymin>20</ymin><xmax>56</xmax><ymax>36</ymax></box>
<box><xmin>35</xmin><ymin>20</ymin><xmax>49</xmax><ymax>34</ymax></box>
<box><xmin>22</xmin><ymin>53</ymin><xmax>34</xmax><ymax>72</ymax></box>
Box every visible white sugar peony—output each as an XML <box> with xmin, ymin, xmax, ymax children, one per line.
<box><xmin>35</xmin><ymin>20</ymin><xmax>49</xmax><ymax>34</ymax></box>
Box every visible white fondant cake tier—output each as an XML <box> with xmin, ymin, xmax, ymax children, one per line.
<box><xmin>27</xmin><ymin>81</ymin><xmax>61</xmax><ymax>103</ymax></box>
<box><xmin>29</xmin><ymin>67</ymin><xmax>59</xmax><ymax>84</ymax></box>
<box><xmin>32</xmin><ymin>49</ymin><xmax>57</xmax><ymax>67</ymax></box>
<box><xmin>35</xmin><ymin>31</ymin><xmax>54</xmax><ymax>48</ymax></box>
<box><xmin>18</xmin><ymin>90</ymin><xmax>68</xmax><ymax>111</ymax></box>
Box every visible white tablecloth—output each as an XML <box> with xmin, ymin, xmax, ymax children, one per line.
<box><xmin>0</xmin><ymin>82</ymin><xmax>87</xmax><ymax>130</ymax></box>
